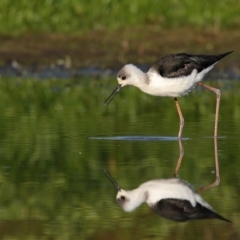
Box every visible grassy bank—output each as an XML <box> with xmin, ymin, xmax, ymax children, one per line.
<box><xmin>0</xmin><ymin>0</ymin><xmax>240</xmax><ymax>35</ymax></box>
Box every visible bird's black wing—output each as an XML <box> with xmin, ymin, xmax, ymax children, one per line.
<box><xmin>151</xmin><ymin>198</ymin><xmax>231</xmax><ymax>222</ymax></box>
<box><xmin>150</xmin><ymin>52</ymin><xmax>233</xmax><ymax>78</ymax></box>
<box><xmin>150</xmin><ymin>53</ymin><xmax>200</xmax><ymax>78</ymax></box>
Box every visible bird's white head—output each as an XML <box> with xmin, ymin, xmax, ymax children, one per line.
<box><xmin>117</xmin><ymin>64</ymin><xmax>141</xmax><ymax>87</ymax></box>
<box><xmin>104</xmin><ymin>64</ymin><xmax>145</xmax><ymax>105</ymax></box>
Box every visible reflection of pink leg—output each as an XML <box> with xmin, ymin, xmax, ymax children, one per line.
<box><xmin>196</xmin><ymin>137</ymin><xmax>220</xmax><ymax>193</ymax></box>
<box><xmin>174</xmin><ymin>97</ymin><xmax>184</xmax><ymax>138</ymax></box>
<box><xmin>197</xmin><ymin>82</ymin><xmax>221</xmax><ymax>137</ymax></box>
<box><xmin>173</xmin><ymin>139</ymin><xmax>184</xmax><ymax>177</ymax></box>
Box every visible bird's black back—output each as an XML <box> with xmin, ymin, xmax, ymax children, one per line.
<box><xmin>152</xmin><ymin>198</ymin><xmax>231</xmax><ymax>222</ymax></box>
<box><xmin>150</xmin><ymin>51</ymin><xmax>233</xmax><ymax>78</ymax></box>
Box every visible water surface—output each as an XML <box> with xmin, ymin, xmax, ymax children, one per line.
<box><xmin>0</xmin><ymin>78</ymin><xmax>239</xmax><ymax>239</ymax></box>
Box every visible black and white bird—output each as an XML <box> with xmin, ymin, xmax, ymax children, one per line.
<box><xmin>104</xmin><ymin>51</ymin><xmax>233</xmax><ymax>137</ymax></box>
<box><xmin>104</xmin><ymin>170</ymin><xmax>231</xmax><ymax>222</ymax></box>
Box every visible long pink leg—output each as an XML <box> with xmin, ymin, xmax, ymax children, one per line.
<box><xmin>197</xmin><ymin>82</ymin><xmax>221</xmax><ymax>137</ymax></box>
<box><xmin>174</xmin><ymin>97</ymin><xmax>184</xmax><ymax>138</ymax></box>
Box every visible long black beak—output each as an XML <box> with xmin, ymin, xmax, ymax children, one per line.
<box><xmin>104</xmin><ymin>169</ymin><xmax>121</xmax><ymax>191</ymax></box>
<box><xmin>104</xmin><ymin>84</ymin><xmax>122</xmax><ymax>106</ymax></box>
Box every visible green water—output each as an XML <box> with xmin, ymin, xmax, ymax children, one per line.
<box><xmin>0</xmin><ymin>78</ymin><xmax>239</xmax><ymax>239</ymax></box>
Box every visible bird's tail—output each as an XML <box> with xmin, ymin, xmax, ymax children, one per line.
<box><xmin>216</xmin><ymin>51</ymin><xmax>233</xmax><ymax>61</ymax></box>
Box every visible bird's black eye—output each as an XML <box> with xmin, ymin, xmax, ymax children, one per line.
<box><xmin>121</xmin><ymin>76</ymin><xmax>126</xmax><ymax>80</ymax></box>
<box><xmin>120</xmin><ymin>196</ymin><xmax>125</xmax><ymax>201</ymax></box>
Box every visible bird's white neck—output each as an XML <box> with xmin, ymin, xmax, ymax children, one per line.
<box><xmin>127</xmin><ymin>65</ymin><xmax>148</xmax><ymax>88</ymax></box>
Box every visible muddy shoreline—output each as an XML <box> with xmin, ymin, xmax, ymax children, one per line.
<box><xmin>0</xmin><ymin>27</ymin><xmax>239</xmax><ymax>79</ymax></box>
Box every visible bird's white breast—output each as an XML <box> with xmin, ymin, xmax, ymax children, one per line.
<box><xmin>142</xmin><ymin>69</ymin><xmax>198</xmax><ymax>97</ymax></box>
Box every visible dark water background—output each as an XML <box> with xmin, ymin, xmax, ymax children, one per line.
<box><xmin>0</xmin><ymin>77</ymin><xmax>239</xmax><ymax>239</ymax></box>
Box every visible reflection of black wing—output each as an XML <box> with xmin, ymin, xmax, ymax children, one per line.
<box><xmin>152</xmin><ymin>198</ymin><xmax>231</xmax><ymax>222</ymax></box>
<box><xmin>150</xmin><ymin>52</ymin><xmax>233</xmax><ymax>78</ymax></box>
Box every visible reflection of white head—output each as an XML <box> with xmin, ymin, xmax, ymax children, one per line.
<box><xmin>116</xmin><ymin>189</ymin><xmax>148</xmax><ymax>212</ymax></box>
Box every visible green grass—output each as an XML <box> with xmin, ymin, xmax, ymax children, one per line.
<box><xmin>0</xmin><ymin>0</ymin><xmax>240</xmax><ymax>35</ymax></box>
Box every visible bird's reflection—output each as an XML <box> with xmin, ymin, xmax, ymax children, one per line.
<box><xmin>104</xmin><ymin>137</ymin><xmax>231</xmax><ymax>222</ymax></box>
<box><xmin>173</xmin><ymin>139</ymin><xmax>184</xmax><ymax>178</ymax></box>
<box><xmin>195</xmin><ymin>136</ymin><xmax>220</xmax><ymax>193</ymax></box>
<box><xmin>173</xmin><ymin>137</ymin><xmax>220</xmax><ymax>193</ymax></box>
